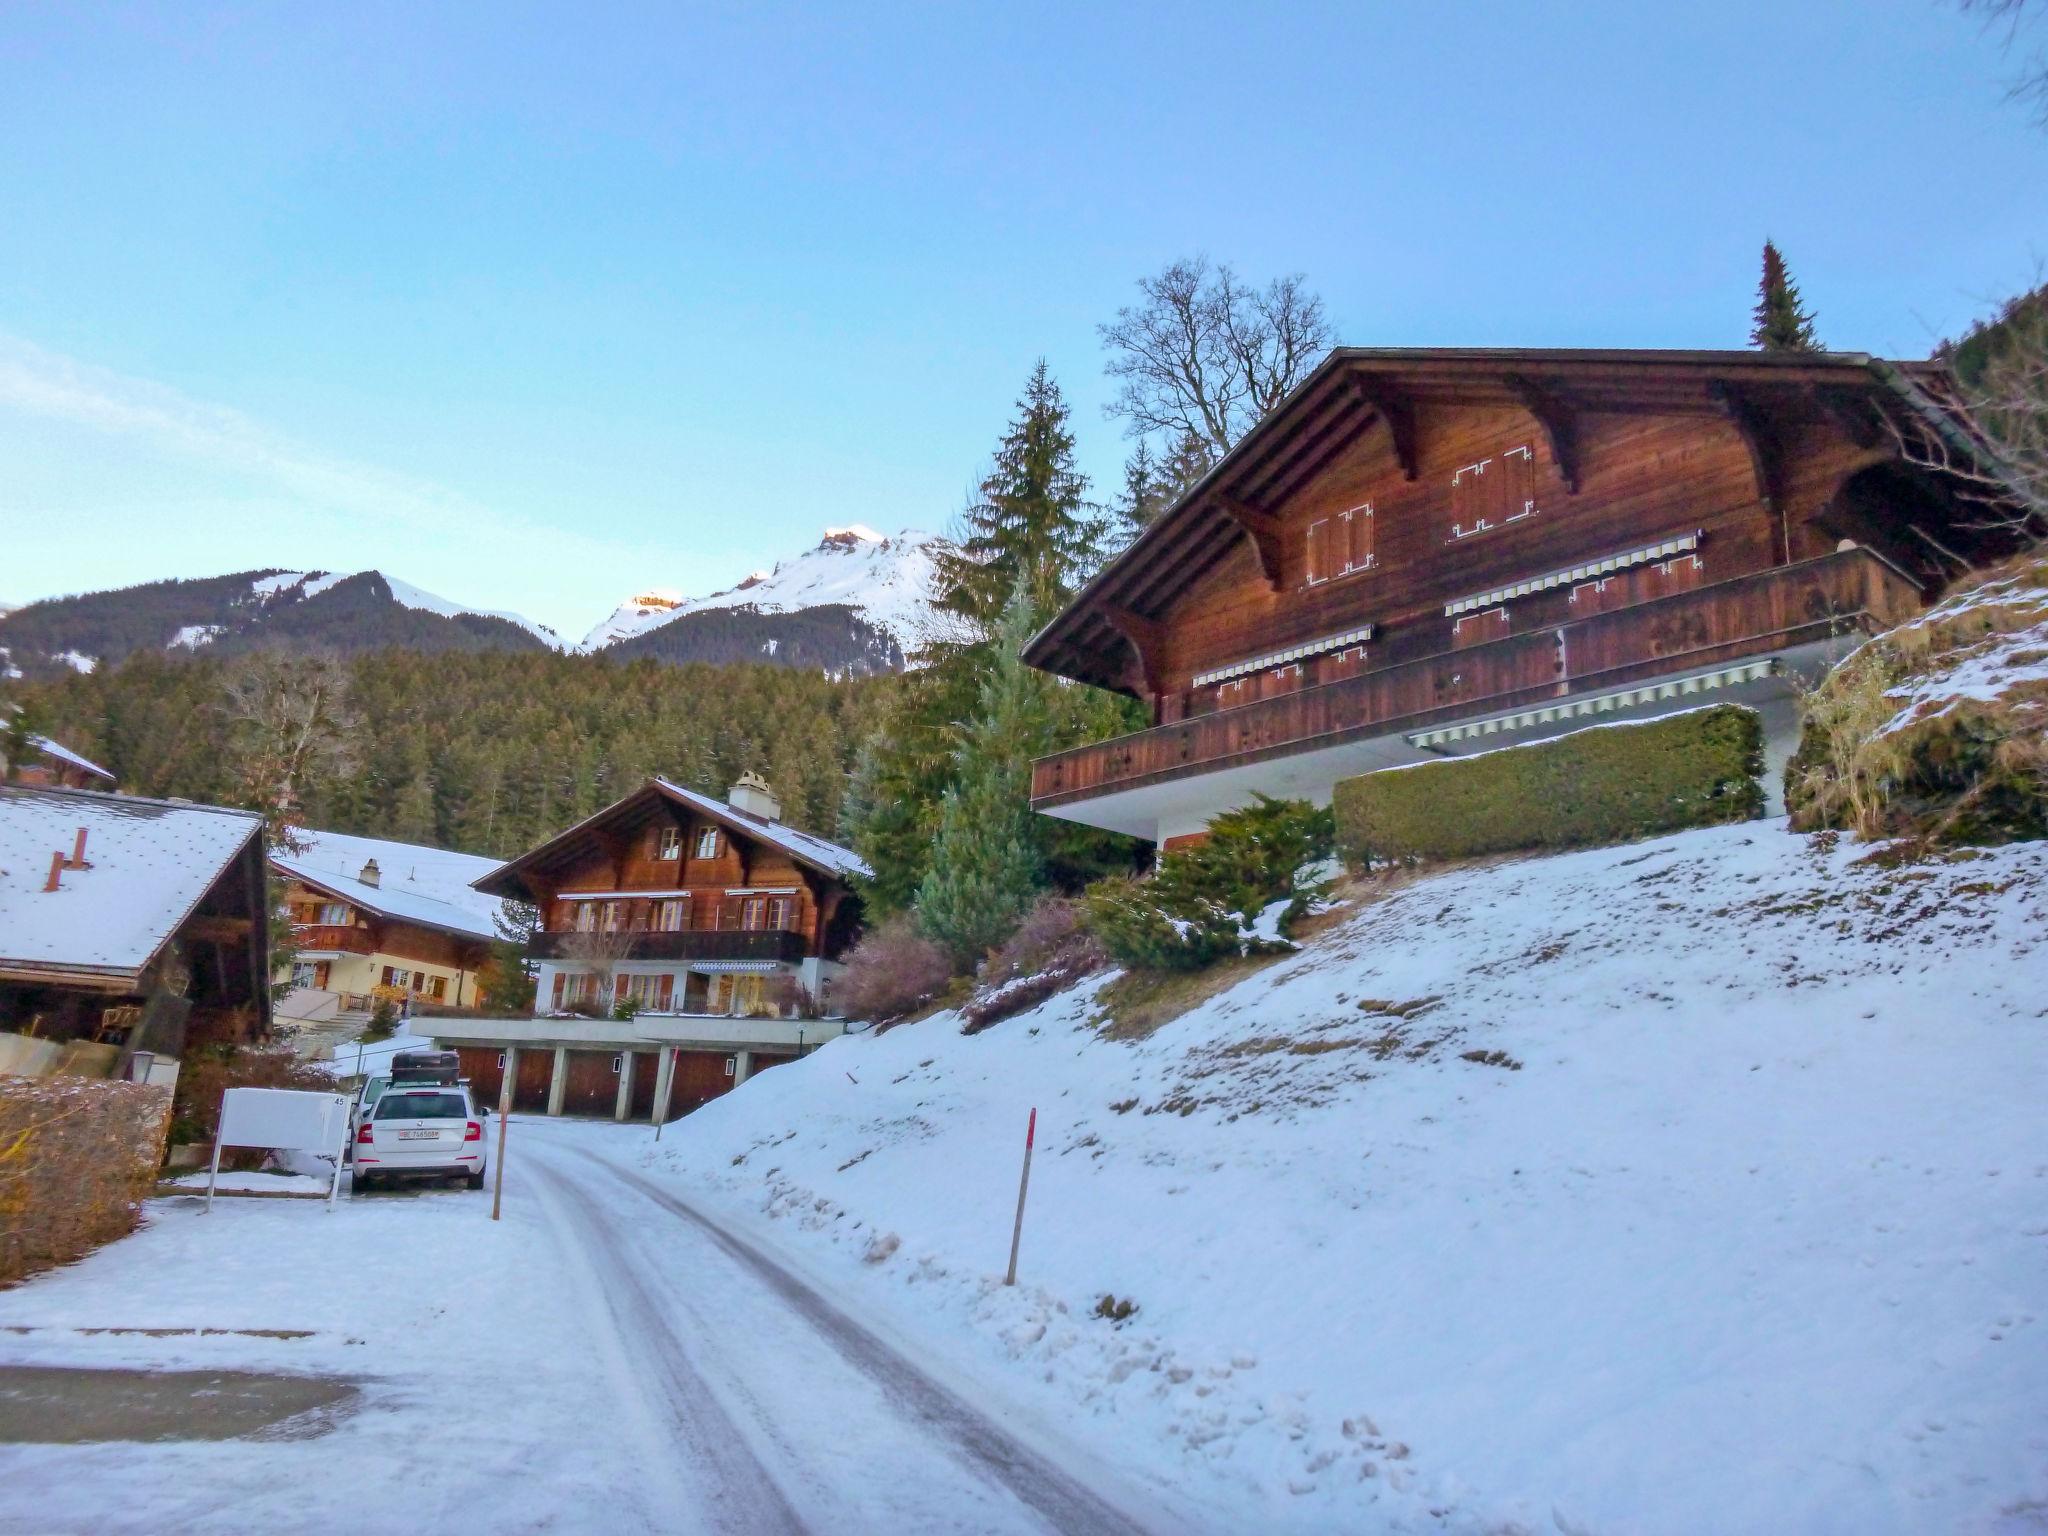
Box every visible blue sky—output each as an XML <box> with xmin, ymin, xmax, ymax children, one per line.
<box><xmin>3</xmin><ymin>1</ymin><xmax>2043</xmax><ymax>639</ymax></box>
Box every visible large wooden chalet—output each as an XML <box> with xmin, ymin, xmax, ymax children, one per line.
<box><xmin>1024</xmin><ymin>348</ymin><xmax>2012</xmax><ymax>845</ymax></box>
<box><xmin>432</xmin><ymin>773</ymin><xmax>865</xmax><ymax>1121</ymax></box>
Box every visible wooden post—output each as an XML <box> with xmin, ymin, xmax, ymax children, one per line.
<box><xmin>653</xmin><ymin>1046</ymin><xmax>678</xmax><ymax>1140</ymax></box>
<box><xmin>1004</xmin><ymin>1107</ymin><xmax>1036</xmax><ymax>1286</ymax></box>
<box><xmin>490</xmin><ymin>1045</ymin><xmax>515</xmax><ymax>1222</ymax></box>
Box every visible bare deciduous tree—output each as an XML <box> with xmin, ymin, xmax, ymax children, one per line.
<box><xmin>554</xmin><ymin>926</ymin><xmax>637</xmax><ymax>1017</ymax></box>
<box><xmin>1960</xmin><ymin>0</ymin><xmax>2048</xmax><ymax>123</ymax></box>
<box><xmin>1905</xmin><ymin>291</ymin><xmax>2048</xmax><ymax>549</ymax></box>
<box><xmin>218</xmin><ymin>652</ymin><xmax>361</xmax><ymax>847</ymax></box>
<box><xmin>1099</xmin><ymin>256</ymin><xmax>1332</xmax><ymax>461</ymax></box>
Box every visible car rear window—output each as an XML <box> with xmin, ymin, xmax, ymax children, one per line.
<box><xmin>375</xmin><ymin>1093</ymin><xmax>469</xmax><ymax>1121</ymax></box>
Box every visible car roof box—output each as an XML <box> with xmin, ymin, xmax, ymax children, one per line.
<box><xmin>390</xmin><ymin>1049</ymin><xmax>461</xmax><ymax>1084</ymax></box>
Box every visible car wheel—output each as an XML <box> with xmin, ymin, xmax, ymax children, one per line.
<box><xmin>465</xmin><ymin>1169</ymin><xmax>486</xmax><ymax>1190</ymax></box>
<box><xmin>355</xmin><ymin>1173</ymin><xmax>377</xmax><ymax>1194</ymax></box>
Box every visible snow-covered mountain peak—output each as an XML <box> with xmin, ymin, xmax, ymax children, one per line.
<box><xmin>580</xmin><ymin>525</ymin><xmax>954</xmax><ymax>660</ymax></box>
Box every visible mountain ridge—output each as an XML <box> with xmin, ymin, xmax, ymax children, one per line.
<box><xmin>0</xmin><ymin>526</ymin><xmax>954</xmax><ymax>681</ymax></box>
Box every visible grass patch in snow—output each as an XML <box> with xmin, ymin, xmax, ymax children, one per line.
<box><xmin>1091</xmin><ymin>952</ymin><xmax>1287</xmax><ymax>1040</ymax></box>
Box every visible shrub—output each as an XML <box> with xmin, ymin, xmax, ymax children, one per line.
<box><xmin>1</xmin><ymin>1077</ymin><xmax>173</xmax><ymax>1285</ymax></box>
<box><xmin>959</xmin><ymin>896</ymin><xmax>1109</xmax><ymax>1033</ymax></box>
<box><xmin>1335</xmin><ymin>705</ymin><xmax>1764</xmax><ymax>868</ymax></box>
<box><xmin>1787</xmin><ymin>555</ymin><xmax>2048</xmax><ymax>845</ymax></box>
<box><xmin>1082</xmin><ymin>796</ymin><xmax>1336</xmax><ymax>972</ymax></box>
<box><xmin>831</xmin><ymin>914</ymin><xmax>956</xmax><ymax>1025</ymax></box>
<box><xmin>169</xmin><ymin>1041</ymin><xmax>336</xmax><ymax>1148</ymax></box>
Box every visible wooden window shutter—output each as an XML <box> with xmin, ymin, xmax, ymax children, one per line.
<box><xmin>1503</xmin><ymin>446</ymin><xmax>1537</xmax><ymax>523</ymax></box>
<box><xmin>1305</xmin><ymin>519</ymin><xmax>1328</xmax><ymax>585</ymax></box>
<box><xmin>551</xmin><ymin>972</ymin><xmax>565</xmax><ymax>1009</ymax></box>
<box><xmin>656</xmin><ymin>973</ymin><xmax>674</xmax><ymax>1011</ymax></box>
<box><xmin>1344</xmin><ymin>504</ymin><xmax>1374</xmax><ymax>572</ymax></box>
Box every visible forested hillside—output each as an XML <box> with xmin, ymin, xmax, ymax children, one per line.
<box><xmin>604</xmin><ymin>601</ymin><xmax>903</xmax><ymax>675</ymax></box>
<box><xmin>0</xmin><ymin>569</ymin><xmax>554</xmax><ymax>678</ymax></box>
<box><xmin>18</xmin><ymin>649</ymin><xmax>897</xmax><ymax>858</ymax></box>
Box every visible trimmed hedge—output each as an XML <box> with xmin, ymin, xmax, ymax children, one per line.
<box><xmin>1335</xmin><ymin>704</ymin><xmax>1765</xmax><ymax>867</ymax></box>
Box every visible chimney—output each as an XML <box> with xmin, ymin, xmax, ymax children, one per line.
<box><xmin>67</xmin><ymin>826</ymin><xmax>91</xmax><ymax>869</ymax></box>
<box><xmin>727</xmin><ymin>771</ymin><xmax>781</xmax><ymax>822</ymax></box>
<box><xmin>360</xmin><ymin>858</ymin><xmax>382</xmax><ymax>888</ymax></box>
<box><xmin>43</xmin><ymin>850</ymin><xmax>65</xmax><ymax>892</ymax></box>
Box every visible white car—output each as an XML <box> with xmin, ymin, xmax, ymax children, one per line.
<box><xmin>353</xmin><ymin>1084</ymin><xmax>489</xmax><ymax>1192</ymax></box>
<box><xmin>347</xmin><ymin>1075</ymin><xmax>392</xmax><ymax>1148</ymax></box>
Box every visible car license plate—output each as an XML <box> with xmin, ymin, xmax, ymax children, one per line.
<box><xmin>398</xmin><ymin>1129</ymin><xmax>439</xmax><ymax>1140</ymax></box>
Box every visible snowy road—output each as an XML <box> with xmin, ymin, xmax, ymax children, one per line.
<box><xmin>0</xmin><ymin>1120</ymin><xmax>1180</xmax><ymax>1536</ymax></box>
<box><xmin>519</xmin><ymin>1128</ymin><xmax>1163</xmax><ymax>1536</ymax></box>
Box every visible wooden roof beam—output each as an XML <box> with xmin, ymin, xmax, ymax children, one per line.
<box><xmin>1102</xmin><ymin>602</ymin><xmax>1169</xmax><ymax>696</ymax></box>
<box><xmin>1214</xmin><ymin>495</ymin><xmax>1285</xmax><ymax>592</ymax></box>
<box><xmin>1712</xmin><ymin>381</ymin><xmax>1791</xmax><ymax>563</ymax></box>
<box><xmin>1503</xmin><ymin>373</ymin><xmax>1583</xmax><ymax>493</ymax></box>
<box><xmin>1347</xmin><ymin>376</ymin><xmax>1418</xmax><ymax>480</ymax></box>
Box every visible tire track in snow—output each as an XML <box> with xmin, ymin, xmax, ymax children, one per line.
<box><xmin>526</xmin><ymin>1160</ymin><xmax>810</xmax><ymax>1536</ymax></box>
<box><xmin>551</xmin><ymin>1141</ymin><xmax>1160</xmax><ymax>1536</ymax></box>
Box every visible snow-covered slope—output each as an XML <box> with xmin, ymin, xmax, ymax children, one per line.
<box><xmin>262</xmin><ymin>570</ymin><xmax>567</xmax><ymax>650</ymax></box>
<box><xmin>624</xmin><ymin>820</ymin><xmax>2048</xmax><ymax>1534</ymax></box>
<box><xmin>582</xmin><ymin>526</ymin><xmax>952</xmax><ymax>658</ymax></box>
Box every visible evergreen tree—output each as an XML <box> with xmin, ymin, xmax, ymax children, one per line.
<box><xmin>914</xmin><ymin>588</ymin><xmax>1050</xmax><ymax>965</ymax></box>
<box><xmin>1154</xmin><ymin>426</ymin><xmax>1216</xmax><ymax>507</ymax></box>
<box><xmin>1750</xmin><ymin>240</ymin><xmax>1822</xmax><ymax>352</ymax></box>
<box><xmin>934</xmin><ymin>360</ymin><xmax>1104</xmax><ymax>634</ymax></box>
<box><xmin>1110</xmin><ymin>440</ymin><xmax>1167</xmax><ymax>550</ymax></box>
<box><xmin>392</xmin><ymin>768</ymin><xmax>437</xmax><ymax>845</ymax></box>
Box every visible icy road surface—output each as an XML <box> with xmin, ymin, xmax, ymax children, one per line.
<box><xmin>0</xmin><ymin>1120</ymin><xmax>1182</xmax><ymax>1535</ymax></box>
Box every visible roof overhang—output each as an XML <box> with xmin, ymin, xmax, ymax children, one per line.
<box><xmin>1023</xmin><ymin>347</ymin><xmax>1990</xmax><ymax>695</ymax></box>
<box><xmin>270</xmin><ymin>860</ymin><xmax>494</xmax><ymax>944</ymax></box>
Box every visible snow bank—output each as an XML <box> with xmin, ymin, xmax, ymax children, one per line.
<box><xmin>632</xmin><ymin>820</ymin><xmax>2048</xmax><ymax>1534</ymax></box>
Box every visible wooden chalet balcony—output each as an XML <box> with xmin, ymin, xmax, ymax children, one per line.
<box><xmin>291</xmin><ymin>924</ymin><xmax>377</xmax><ymax>955</ymax></box>
<box><xmin>528</xmin><ymin>928</ymin><xmax>808</xmax><ymax>964</ymax></box>
<box><xmin>1030</xmin><ymin>547</ymin><xmax>1923</xmax><ymax>808</ymax></box>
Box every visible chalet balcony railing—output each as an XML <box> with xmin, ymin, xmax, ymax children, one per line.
<box><xmin>528</xmin><ymin>929</ymin><xmax>808</xmax><ymax>964</ymax></box>
<box><xmin>1030</xmin><ymin>547</ymin><xmax>1923</xmax><ymax>807</ymax></box>
<box><xmin>290</xmin><ymin>924</ymin><xmax>377</xmax><ymax>955</ymax></box>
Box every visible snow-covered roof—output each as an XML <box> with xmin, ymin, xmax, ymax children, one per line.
<box><xmin>0</xmin><ymin>785</ymin><xmax>262</xmax><ymax>981</ymax></box>
<box><xmin>272</xmin><ymin>829</ymin><xmax>506</xmax><ymax>942</ymax></box>
<box><xmin>31</xmin><ymin>733</ymin><xmax>114</xmax><ymax>781</ymax></box>
<box><xmin>651</xmin><ymin>778</ymin><xmax>872</xmax><ymax>880</ymax></box>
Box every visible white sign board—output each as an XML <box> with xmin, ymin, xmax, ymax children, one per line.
<box><xmin>207</xmin><ymin>1087</ymin><xmax>351</xmax><ymax>1210</ymax></box>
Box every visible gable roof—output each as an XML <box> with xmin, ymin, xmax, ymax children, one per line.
<box><xmin>31</xmin><ymin>735</ymin><xmax>114</xmax><ymax>782</ymax></box>
<box><xmin>0</xmin><ymin>784</ymin><xmax>262</xmax><ymax>984</ymax></box>
<box><xmin>270</xmin><ymin>829</ymin><xmax>505</xmax><ymax>943</ymax></box>
<box><xmin>1023</xmin><ymin>346</ymin><xmax>1998</xmax><ymax>694</ymax></box>
<box><xmin>473</xmin><ymin>778</ymin><xmax>870</xmax><ymax>902</ymax></box>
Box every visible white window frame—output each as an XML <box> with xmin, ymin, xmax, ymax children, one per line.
<box><xmin>657</xmin><ymin>825</ymin><xmax>681</xmax><ymax>860</ymax></box>
<box><xmin>317</xmin><ymin>902</ymin><xmax>349</xmax><ymax>925</ymax></box>
<box><xmin>695</xmin><ymin>827</ymin><xmax>720</xmax><ymax>860</ymax></box>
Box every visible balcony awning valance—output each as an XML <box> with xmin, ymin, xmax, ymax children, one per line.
<box><xmin>1193</xmin><ymin>624</ymin><xmax>1377</xmax><ymax>688</ymax></box>
<box><xmin>1443</xmin><ymin>532</ymin><xmax>1702</xmax><ymax>618</ymax></box>
<box><xmin>690</xmin><ymin>961</ymin><xmax>787</xmax><ymax>974</ymax></box>
<box><xmin>1405</xmin><ymin>658</ymin><xmax>1779</xmax><ymax>750</ymax></box>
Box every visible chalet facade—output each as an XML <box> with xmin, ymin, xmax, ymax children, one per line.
<box><xmin>0</xmin><ymin>727</ymin><xmax>116</xmax><ymax>791</ymax></box>
<box><xmin>432</xmin><ymin>774</ymin><xmax>866</xmax><ymax>1121</ymax></box>
<box><xmin>0</xmin><ymin>785</ymin><xmax>270</xmax><ymax>1085</ymax></box>
<box><xmin>271</xmin><ymin>830</ymin><xmax>503</xmax><ymax>1025</ymax></box>
<box><xmin>1023</xmin><ymin>349</ymin><xmax>2012</xmax><ymax>844</ymax></box>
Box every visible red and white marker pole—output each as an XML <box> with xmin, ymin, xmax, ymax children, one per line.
<box><xmin>1005</xmin><ymin>1107</ymin><xmax>1037</xmax><ymax>1286</ymax></box>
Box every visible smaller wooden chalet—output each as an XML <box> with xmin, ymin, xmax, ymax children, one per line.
<box><xmin>1024</xmin><ymin>348</ymin><xmax>2019</xmax><ymax>845</ymax></box>
<box><xmin>271</xmin><ymin>830</ymin><xmax>503</xmax><ymax>1023</ymax></box>
<box><xmin>435</xmin><ymin>773</ymin><xmax>866</xmax><ymax>1121</ymax></box>
<box><xmin>0</xmin><ymin>785</ymin><xmax>270</xmax><ymax>1085</ymax></box>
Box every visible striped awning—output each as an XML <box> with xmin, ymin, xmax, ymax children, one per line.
<box><xmin>1194</xmin><ymin>624</ymin><xmax>1376</xmax><ymax>688</ymax></box>
<box><xmin>689</xmin><ymin>961</ymin><xmax>788</xmax><ymax>975</ymax></box>
<box><xmin>1405</xmin><ymin>659</ymin><xmax>1779</xmax><ymax>750</ymax></box>
<box><xmin>1443</xmin><ymin>531</ymin><xmax>1703</xmax><ymax>618</ymax></box>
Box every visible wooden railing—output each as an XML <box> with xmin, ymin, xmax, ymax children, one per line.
<box><xmin>1030</xmin><ymin>548</ymin><xmax>1923</xmax><ymax>806</ymax></box>
<box><xmin>290</xmin><ymin>924</ymin><xmax>377</xmax><ymax>955</ymax></box>
<box><xmin>528</xmin><ymin>929</ymin><xmax>807</xmax><ymax>964</ymax></box>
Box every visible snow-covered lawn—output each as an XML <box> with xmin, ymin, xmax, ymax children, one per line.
<box><xmin>623</xmin><ymin>819</ymin><xmax>2048</xmax><ymax>1535</ymax></box>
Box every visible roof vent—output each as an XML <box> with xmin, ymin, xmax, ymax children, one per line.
<box><xmin>360</xmin><ymin>858</ymin><xmax>382</xmax><ymax>888</ymax></box>
<box><xmin>727</xmin><ymin>771</ymin><xmax>781</xmax><ymax>822</ymax></box>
